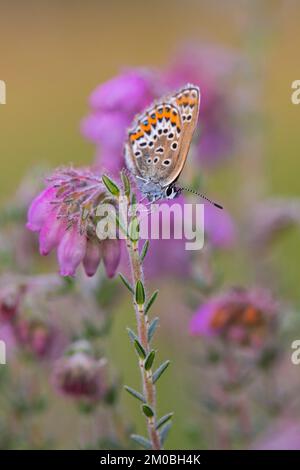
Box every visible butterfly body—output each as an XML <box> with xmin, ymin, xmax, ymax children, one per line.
<box><xmin>125</xmin><ymin>84</ymin><xmax>200</xmax><ymax>202</ymax></box>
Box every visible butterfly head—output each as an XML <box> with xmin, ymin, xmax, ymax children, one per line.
<box><xmin>165</xmin><ymin>184</ymin><xmax>181</xmax><ymax>200</ymax></box>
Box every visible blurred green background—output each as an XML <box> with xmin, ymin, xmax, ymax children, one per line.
<box><xmin>1</xmin><ymin>0</ymin><xmax>300</xmax><ymax>449</ymax></box>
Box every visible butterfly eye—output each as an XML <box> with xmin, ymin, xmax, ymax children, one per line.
<box><xmin>166</xmin><ymin>186</ymin><xmax>173</xmax><ymax>197</ymax></box>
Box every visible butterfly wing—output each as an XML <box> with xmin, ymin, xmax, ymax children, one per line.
<box><xmin>125</xmin><ymin>84</ymin><xmax>200</xmax><ymax>188</ymax></box>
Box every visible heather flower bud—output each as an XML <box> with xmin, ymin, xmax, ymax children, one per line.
<box><xmin>52</xmin><ymin>340</ymin><xmax>107</xmax><ymax>402</ymax></box>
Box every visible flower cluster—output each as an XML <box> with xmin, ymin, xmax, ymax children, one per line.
<box><xmin>52</xmin><ymin>340</ymin><xmax>107</xmax><ymax>402</ymax></box>
<box><xmin>189</xmin><ymin>287</ymin><xmax>277</xmax><ymax>348</ymax></box>
<box><xmin>26</xmin><ymin>168</ymin><xmax>121</xmax><ymax>278</ymax></box>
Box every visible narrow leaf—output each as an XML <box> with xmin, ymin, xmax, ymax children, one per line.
<box><xmin>134</xmin><ymin>339</ymin><xmax>146</xmax><ymax>359</ymax></box>
<box><xmin>131</xmin><ymin>193</ymin><xmax>137</xmax><ymax>206</ymax></box>
<box><xmin>142</xmin><ymin>404</ymin><xmax>154</xmax><ymax>418</ymax></box>
<box><xmin>148</xmin><ymin>317</ymin><xmax>159</xmax><ymax>343</ymax></box>
<box><xmin>121</xmin><ymin>170</ymin><xmax>131</xmax><ymax>197</ymax></box>
<box><xmin>145</xmin><ymin>290</ymin><xmax>159</xmax><ymax>315</ymax></box>
<box><xmin>156</xmin><ymin>412</ymin><xmax>174</xmax><ymax>430</ymax></box>
<box><xmin>126</xmin><ymin>327</ymin><xmax>138</xmax><ymax>344</ymax></box>
<box><xmin>131</xmin><ymin>434</ymin><xmax>151</xmax><ymax>449</ymax></box>
<box><xmin>140</xmin><ymin>240</ymin><xmax>150</xmax><ymax>263</ymax></box>
<box><xmin>144</xmin><ymin>350</ymin><xmax>156</xmax><ymax>371</ymax></box>
<box><xmin>102</xmin><ymin>175</ymin><xmax>120</xmax><ymax>197</ymax></box>
<box><xmin>129</xmin><ymin>216</ymin><xmax>140</xmax><ymax>242</ymax></box>
<box><xmin>119</xmin><ymin>273</ymin><xmax>134</xmax><ymax>294</ymax></box>
<box><xmin>160</xmin><ymin>422</ymin><xmax>172</xmax><ymax>445</ymax></box>
<box><xmin>152</xmin><ymin>360</ymin><xmax>170</xmax><ymax>384</ymax></box>
<box><xmin>135</xmin><ymin>280</ymin><xmax>145</xmax><ymax>305</ymax></box>
<box><xmin>124</xmin><ymin>386</ymin><xmax>146</xmax><ymax>403</ymax></box>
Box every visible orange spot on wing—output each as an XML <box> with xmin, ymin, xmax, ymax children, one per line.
<box><xmin>130</xmin><ymin>129</ymin><xmax>144</xmax><ymax>141</ymax></box>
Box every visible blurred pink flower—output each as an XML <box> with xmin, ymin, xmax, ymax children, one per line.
<box><xmin>81</xmin><ymin>69</ymin><xmax>158</xmax><ymax>175</ymax></box>
<box><xmin>14</xmin><ymin>317</ymin><xmax>65</xmax><ymax>359</ymax></box>
<box><xmin>254</xmin><ymin>420</ymin><xmax>300</xmax><ymax>450</ymax></box>
<box><xmin>204</xmin><ymin>202</ymin><xmax>236</xmax><ymax>249</ymax></box>
<box><xmin>189</xmin><ymin>287</ymin><xmax>277</xmax><ymax>347</ymax></box>
<box><xmin>52</xmin><ymin>340</ymin><xmax>107</xmax><ymax>401</ymax></box>
<box><xmin>26</xmin><ymin>168</ymin><xmax>121</xmax><ymax>278</ymax></box>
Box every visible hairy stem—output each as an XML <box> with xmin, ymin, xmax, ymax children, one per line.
<box><xmin>126</xmin><ymin>237</ymin><xmax>161</xmax><ymax>450</ymax></box>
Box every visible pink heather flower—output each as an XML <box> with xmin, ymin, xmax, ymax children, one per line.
<box><xmin>52</xmin><ymin>340</ymin><xmax>107</xmax><ymax>401</ymax></box>
<box><xmin>204</xmin><ymin>202</ymin><xmax>236</xmax><ymax>249</ymax></box>
<box><xmin>14</xmin><ymin>317</ymin><xmax>65</xmax><ymax>359</ymax></box>
<box><xmin>142</xmin><ymin>195</ymin><xmax>191</xmax><ymax>279</ymax></box>
<box><xmin>81</xmin><ymin>69</ymin><xmax>158</xmax><ymax>175</ymax></box>
<box><xmin>26</xmin><ymin>168</ymin><xmax>121</xmax><ymax>278</ymax></box>
<box><xmin>26</xmin><ymin>186</ymin><xmax>57</xmax><ymax>232</ymax></box>
<box><xmin>189</xmin><ymin>287</ymin><xmax>277</xmax><ymax>347</ymax></box>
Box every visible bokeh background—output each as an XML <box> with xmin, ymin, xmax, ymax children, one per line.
<box><xmin>1</xmin><ymin>0</ymin><xmax>300</xmax><ymax>449</ymax></box>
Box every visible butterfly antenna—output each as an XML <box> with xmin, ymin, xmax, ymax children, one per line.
<box><xmin>178</xmin><ymin>187</ymin><xmax>223</xmax><ymax>210</ymax></box>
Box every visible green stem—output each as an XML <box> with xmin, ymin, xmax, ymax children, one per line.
<box><xmin>126</xmin><ymin>236</ymin><xmax>161</xmax><ymax>450</ymax></box>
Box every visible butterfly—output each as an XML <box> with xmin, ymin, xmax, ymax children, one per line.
<box><xmin>124</xmin><ymin>83</ymin><xmax>200</xmax><ymax>201</ymax></box>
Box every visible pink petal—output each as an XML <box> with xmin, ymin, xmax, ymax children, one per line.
<box><xmin>26</xmin><ymin>187</ymin><xmax>56</xmax><ymax>232</ymax></box>
<box><xmin>39</xmin><ymin>211</ymin><xmax>65</xmax><ymax>255</ymax></box>
<box><xmin>101</xmin><ymin>239</ymin><xmax>121</xmax><ymax>278</ymax></box>
<box><xmin>57</xmin><ymin>225</ymin><xmax>87</xmax><ymax>277</ymax></box>
<box><xmin>83</xmin><ymin>239</ymin><xmax>102</xmax><ymax>277</ymax></box>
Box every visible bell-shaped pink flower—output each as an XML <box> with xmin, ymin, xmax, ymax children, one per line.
<box><xmin>57</xmin><ymin>225</ymin><xmax>87</xmax><ymax>277</ymax></box>
<box><xmin>26</xmin><ymin>186</ymin><xmax>56</xmax><ymax>232</ymax></box>
<box><xmin>101</xmin><ymin>239</ymin><xmax>121</xmax><ymax>278</ymax></box>
<box><xmin>39</xmin><ymin>210</ymin><xmax>66</xmax><ymax>255</ymax></box>
<box><xmin>83</xmin><ymin>239</ymin><xmax>102</xmax><ymax>277</ymax></box>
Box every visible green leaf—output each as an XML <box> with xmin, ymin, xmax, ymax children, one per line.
<box><xmin>144</xmin><ymin>350</ymin><xmax>156</xmax><ymax>371</ymax></box>
<box><xmin>140</xmin><ymin>240</ymin><xmax>150</xmax><ymax>263</ymax></box>
<box><xmin>131</xmin><ymin>193</ymin><xmax>137</xmax><ymax>206</ymax></box>
<box><xmin>124</xmin><ymin>386</ymin><xmax>146</xmax><ymax>403</ymax></box>
<box><xmin>160</xmin><ymin>422</ymin><xmax>172</xmax><ymax>445</ymax></box>
<box><xmin>102</xmin><ymin>175</ymin><xmax>120</xmax><ymax>197</ymax></box>
<box><xmin>142</xmin><ymin>404</ymin><xmax>154</xmax><ymax>418</ymax></box>
<box><xmin>126</xmin><ymin>327</ymin><xmax>138</xmax><ymax>344</ymax></box>
<box><xmin>148</xmin><ymin>317</ymin><xmax>159</xmax><ymax>343</ymax></box>
<box><xmin>152</xmin><ymin>360</ymin><xmax>170</xmax><ymax>384</ymax></box>
<box><xmin>156</xmin><ymin>412</ymin><xmax>174</xmax><ymax>430</ymax></box>
<box><xmin>119</xmin><ymin>273</ymin><xmax>134</xmax><ymax>294</ymax></box>
<box><xmin>131</xmin><ymin>434</ymin><xmax>151</xmax><ymax>449</ymax></box>
<box><xmin>145</xmin><ymin>290</ymin><xmax>159</xmax><ymax>315</ymax></box>
<box><xmin>121</xmin><ymin>170</ymin><xmax>131</xmax><ymax>197</ymax></box>
<box><xmin>134</xmin><ymin>339</ymin><xmax>146</xmax><ymax>359</ymax></box>
<box><xmin>135</xmin><ymin>280</ymin><xmax>145</xmax><ymax>305</ymax></box>
<box><xmin>129</xmin><ymin>216</ymin><xmax>140</xmax><ymax>242</ymax></box>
